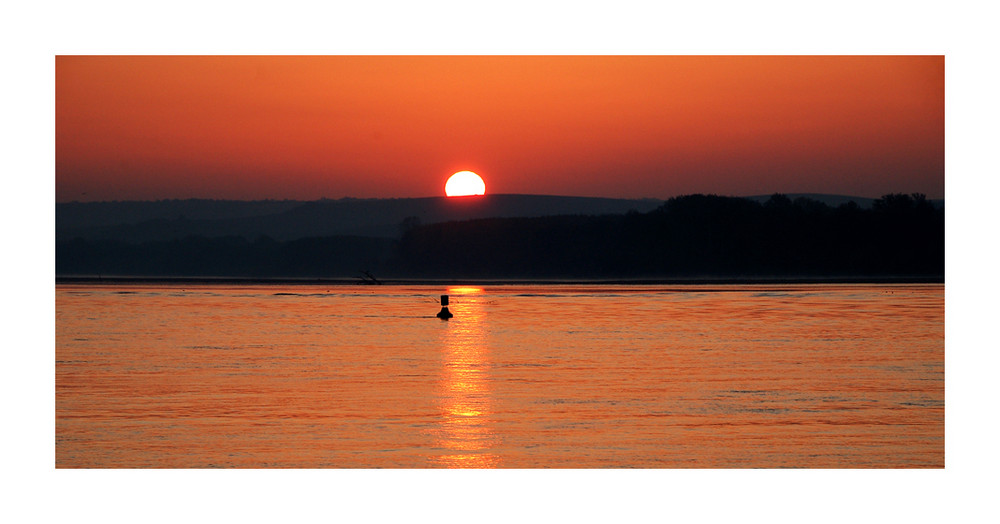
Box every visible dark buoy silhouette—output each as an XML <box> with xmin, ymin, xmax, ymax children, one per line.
<box><xmin>436</xmin><ymin>294</ymin><xmax>453</xmax><ymax>320</ymax></box>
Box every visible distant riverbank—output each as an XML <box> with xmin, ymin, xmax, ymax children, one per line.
<box><xmin>56</xmin><ymin>275</ymin><xmax>944</xmax><ymax>286</ymax></box>
<box><xmin>57</xmin><ymin>193</ymin><xmax>943</xmax><ymax>281</ymax></box>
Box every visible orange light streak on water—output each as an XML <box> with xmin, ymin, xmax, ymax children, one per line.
<box><xmin>434</xmin><ymin>287</ymin><xmax>501</xmax><ymax>468</ymax></box>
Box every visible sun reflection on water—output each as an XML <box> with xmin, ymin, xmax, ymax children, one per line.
<box><xmin>436</xmin><ymin>287</ymin><xmax>501</xmax><ymax>468</ymax></box>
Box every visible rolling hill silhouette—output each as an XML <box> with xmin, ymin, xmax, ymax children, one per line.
<box><xmin>58</xmin><ymin>193</ymin><xmax>937</xmax><ymax>244</ymax></box>
<box><xmin>57</xmin><ymin>194</ymin><xmax>663</xmax><ymax>242</ymax></box>
<box><xmin>56</xmin><ymin>193</ymin><xmax>943</xmax><ymax>280</ymax></box>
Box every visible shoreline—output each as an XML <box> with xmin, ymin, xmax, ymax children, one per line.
<box><xmin>55</xmin><ymin>275</ymin><xmax>945</xmax><ymax>286</ymax></box>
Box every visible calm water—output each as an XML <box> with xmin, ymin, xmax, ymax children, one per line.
<box><xmin>55</xmin><ymin>283</ymin><xmax>943</xmax><ymax>468</ymax></box>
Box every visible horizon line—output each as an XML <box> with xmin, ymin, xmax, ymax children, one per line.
<box><xmin>56</xmin><ymin>191</ymin><xmax>945</xmax><ymax>205</ymax></box>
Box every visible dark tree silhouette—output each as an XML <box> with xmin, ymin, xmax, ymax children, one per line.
<box><xmin>58</xmin><ymin>193</ymin><xmax>943</xmax><ymax>280</ymax></box>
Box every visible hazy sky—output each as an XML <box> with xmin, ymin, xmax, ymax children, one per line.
<box><xmin>56</xmin><ymin>55</ymin><xmax>943</xmax><ymax>202</ymax></box>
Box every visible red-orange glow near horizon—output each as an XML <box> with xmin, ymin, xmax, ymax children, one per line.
<box><xmin>445</xmin><ymin>171</ymin><xmax>486</xmax><ymax>197</ymax></box>
<box><xmin>56</xmin><ymin>56</ymin><xmax>944</xmax><ymax>202</ymax></box>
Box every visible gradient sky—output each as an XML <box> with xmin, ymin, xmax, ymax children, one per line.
<box><xmin>56</xmin><ymin>55</ymin><xmax>943</xmax><ymax>202</ymax></box>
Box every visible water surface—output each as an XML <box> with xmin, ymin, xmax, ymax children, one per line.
<box><xmin>56</xmin><ymin>284</ymin><xmax>943</xmax><ymax>468</ymax></box>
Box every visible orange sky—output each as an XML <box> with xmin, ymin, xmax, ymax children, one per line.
<box><xmin>55</xmin><ymin>56</ymin><xmax>943</xmax><ymax>202</ymax></box>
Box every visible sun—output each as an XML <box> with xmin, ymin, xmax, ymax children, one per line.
<box><xmin>445</xmin><ymin>171</ymin><xmax>486</xmax><ymax>197</ymax></box>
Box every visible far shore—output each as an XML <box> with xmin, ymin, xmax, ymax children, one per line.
<box><xmin>55</xmin><ymin>275</ymin><xmax>944</xmax><ymax>286</ymax></box>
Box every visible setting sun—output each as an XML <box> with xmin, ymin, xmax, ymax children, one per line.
<box><xmin>445</xmin><ymin>171</ymin><xmax>486</xmax><ymax>197</ymax></box>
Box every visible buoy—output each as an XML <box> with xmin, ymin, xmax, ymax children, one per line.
<box><xmin>436</xmin><ymin>294</ymin><xmax>453</xmax><ymax>319</ymax></box>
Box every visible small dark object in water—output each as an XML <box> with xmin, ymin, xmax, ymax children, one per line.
<box><xmin>358</xmin><ymin>270</ymin><xmax>382</xmax><ymax>285</ymax></box>
<box><xmin>437</xmin><ymin>294</ymin><xmax>453</xmax><ymax>319</ymax></box>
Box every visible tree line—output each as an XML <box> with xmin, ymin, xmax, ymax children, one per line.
<box><xmin>57</xmin><ymin>193</ymin><xmax>944</xmax><ymax>279</ymax></box>
<box><xmin>396</xmin><ymin>193</ymin><xmax>942</xmax><ymax>278</ymax></box>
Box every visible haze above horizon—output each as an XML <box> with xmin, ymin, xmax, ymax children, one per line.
<box><xmin>56</xmin><ymin>56</ymin><xmax>943</xmax><ymax>203</ymax></box>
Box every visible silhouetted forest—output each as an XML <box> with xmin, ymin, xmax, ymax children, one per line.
<box><xmin>397</xmin><ymin>193</ymin><xmax>943</xmax><ymax>278</ymax></box>
<box><xmin>57</xmin><ymin>193</ymin><xmax>943</xmax><ymax>280</ymax></box>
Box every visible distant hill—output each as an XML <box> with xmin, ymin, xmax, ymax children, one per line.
<box><xmin>56</xmin><ymin>199</ymin><xmax>305</xmax><ymax>229</ymax></box>
<box><xmin>56</xmin><ymin>193</ymin><xmax>942</xmax><ymax>244</ymax></box>
<box><xmin>57</xmin><ymin>194</ymin><xmax>663</xmax><ymax>242</ymax></box>
<box><xmin>57</xmin><ymin>193</ymin><xmax>944</xmax><ymax>280</ymax></box>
